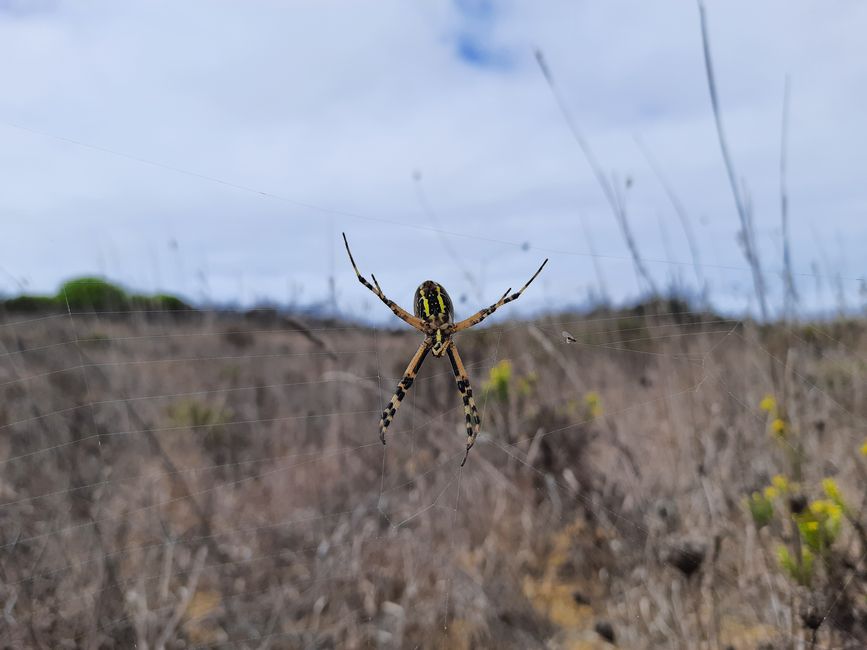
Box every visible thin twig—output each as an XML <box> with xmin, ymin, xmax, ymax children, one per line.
<box><xmin>696</xmin><ymin>0</ymin><xmax>768</xmax><ymax>320</ymax></box>
<box><xmin>780</xmin><ymin>75</ymin><xmax>798</xmax><ymax>318</ymax></box>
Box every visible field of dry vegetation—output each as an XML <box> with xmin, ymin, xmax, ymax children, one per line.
<box><xmin>1</xmin><ymin>305</ymin><xmax>866</xmax><ymax>648</ymax></box>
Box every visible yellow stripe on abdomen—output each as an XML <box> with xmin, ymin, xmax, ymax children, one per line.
<box><xmin>435</xmin><ymin>285</ymin><xmax>447</xmax><ymax>313</ymax></box>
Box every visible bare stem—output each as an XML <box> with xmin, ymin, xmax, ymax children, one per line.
<box><xmin>696</xmin><ymin>0</ymin><xmax>768</xmax><ymax>320</ymax></box>
<box><xmin>780</xmin><ymin>75</ymin><xmax>798</xmax><ymax>318</ymax></box>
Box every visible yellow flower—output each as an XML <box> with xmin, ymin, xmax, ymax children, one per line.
<box><xmin>763</xmin><ymin>486</ymin><xmax>779</xmax><ymax>500</ymax></box>
<box><xmin>760</xmin><ymin>394</ymin><xmax>777</xmax><ymax>413</ymax></box>
<box><xmin>771</xmin><ymin>418</ymin><xmax>787</xmax><ymax>437</ymax></box>
<box><xmin>813</xmin><ymin>499</ymin><xmax>843</xmax><ymax>523</ymax></box>
<box><xmin>860</xmin><ymin>441</ymin><xmax>867</xmax><ymax>456</ymax></box>
<box><xmin>802</xmin><ymin>499</ymin><xmax>843</xmax><ymax>552</ymax></box>
<box><xmin>822</xmin><ymin>478</ymin><xmax>846</xmax><ymax>509</ymax></box>
<box><xmin>771</xmin><ymin>475</ymin><xmax>789</xmax><ymax>492</ymax></box>
<box><xmin>806</xmin><ymin>497</ymin><xmax>842</xmax><ymax>528</ymax></box>
<box><xmin>483</xmin><ymin>360</ymin><xmax>512</xmax><ymax>401</ymax></box>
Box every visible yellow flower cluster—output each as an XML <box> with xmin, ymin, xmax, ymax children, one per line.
<box><xmin>759</xmin><ymin>394</ymin><xmax>777</xmax><ymax>413</ymax></box>
<box><xmin>821</xmin><ymin>477</ymin><xmax>847</xmax><ymax>510</ymax></box>
<box><xmin>747</xmin><ymin>474</ymin><xmax>794</xmax><ymax>528</ymax></box>
<box><xmin>763</xmin><ymin>476</ymin><xmax>850</xmax><ymax>588</ymax></box>
<box><xmin>759</xmin><ymin>393</ymin><xmax>788</xmax><ymax>440</ymax></box>
<box><xmin>771</xmin><ymin>418</ymin><xmax>787</xmax><ymax>437</ymax></box>
<box><xmin>797</xmin><ymin>498</ymin><xmax>842</xmax><ymax>553</ymax></box>
<box><xmin>810</xmin><ymin>499</ymin><xmax>843</xmax><ymax>520</ymax></box>
<box><xmin>483</xmin><ymin>359</ymin><xmax>512</xmax><ymax>402</ymax></box>
<box><xmin>484</xmin><ymin>360</ymin><xmax>544</xmax><ymax>402</ymax></box>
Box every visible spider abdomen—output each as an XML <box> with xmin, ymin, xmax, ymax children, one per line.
<box><xmin>414</xmin><ymin>281</ymin><xmax>454</xmax><ymax>325</ymax></box>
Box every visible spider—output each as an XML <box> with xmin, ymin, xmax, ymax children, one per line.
<box><xmin>342</xmin><ymin>233</ymin><xmax>548</xmax><ymax>465</ymax></box>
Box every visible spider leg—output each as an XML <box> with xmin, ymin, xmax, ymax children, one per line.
<box><xmin>342</xmin><ymin>233</ymin><xmax>425</xmax><ymax>331</ymax></box>
<box><xmin>379</xmin><ymin>339</ymin><xmax>431</xmax><ymax>444</ymax></box>
<box><xmin>446</xmin><ymin>342</ymin><xmax>480</xmax><ymax>466</ymax></box>
<box><xmin>452</xmin><ymin>258</ymin><xmax>548</xmax><ymax>332</ymax></box>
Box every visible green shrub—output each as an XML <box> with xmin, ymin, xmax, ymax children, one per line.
<box><xmin>1</xmin><ymin>295</ymin><xmax>59</xmax><ymax>312</ymax></box>
<box><xmin>1</xmin><ymin>277</ymin><xmax>191</xmax><ymax>313</ymax></box>
<box><xmin>151</xmin><ymin>293</ymin><xmax>190</xmax><ymax>311</ymax></box>
<box><xmin>58</xmin><ymin>277</ymin><xmax>128</xmax><ymax>310</ymax></box>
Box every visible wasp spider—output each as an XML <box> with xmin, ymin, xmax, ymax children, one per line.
<box><xmin>342</xmin><ymin>233</ymin><xmax>548</xmax><ymax>465</ymax></box>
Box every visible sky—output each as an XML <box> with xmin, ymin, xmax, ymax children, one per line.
<box><xmin>1</xmin><ymin>0</ymin><xmax>865</xmax><ymax>321</ymax></box>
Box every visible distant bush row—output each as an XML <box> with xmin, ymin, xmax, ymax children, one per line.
<box><xmin>1</xmin><ymin>277</ymin><xmax>191</xmax><ymax>312</ymax></box>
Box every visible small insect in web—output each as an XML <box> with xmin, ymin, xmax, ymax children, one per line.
<box><xmin>343</xmin><ymin>233</ymin><xmax>548</xmax><ymax>465</ymax></box>
<box><xmin>562</xmin><ymin>331</ymin><xmax>577</xmax><ymax>344</ymax></box>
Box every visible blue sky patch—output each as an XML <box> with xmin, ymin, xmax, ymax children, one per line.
<box><xmin>454</xmin><ymin>32</ymin><xmax>512</xmax><ymax>70</ymax></box>
<box><xmin>451</xmin><ymin>0</ymin><xmax>511</xmax><ymax>70</ymax></box>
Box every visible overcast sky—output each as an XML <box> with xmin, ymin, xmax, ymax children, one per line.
<box><xmin>1</xmin><ymin>0</ymin><xmax>865</xmax><ymax>320</ymax></box>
